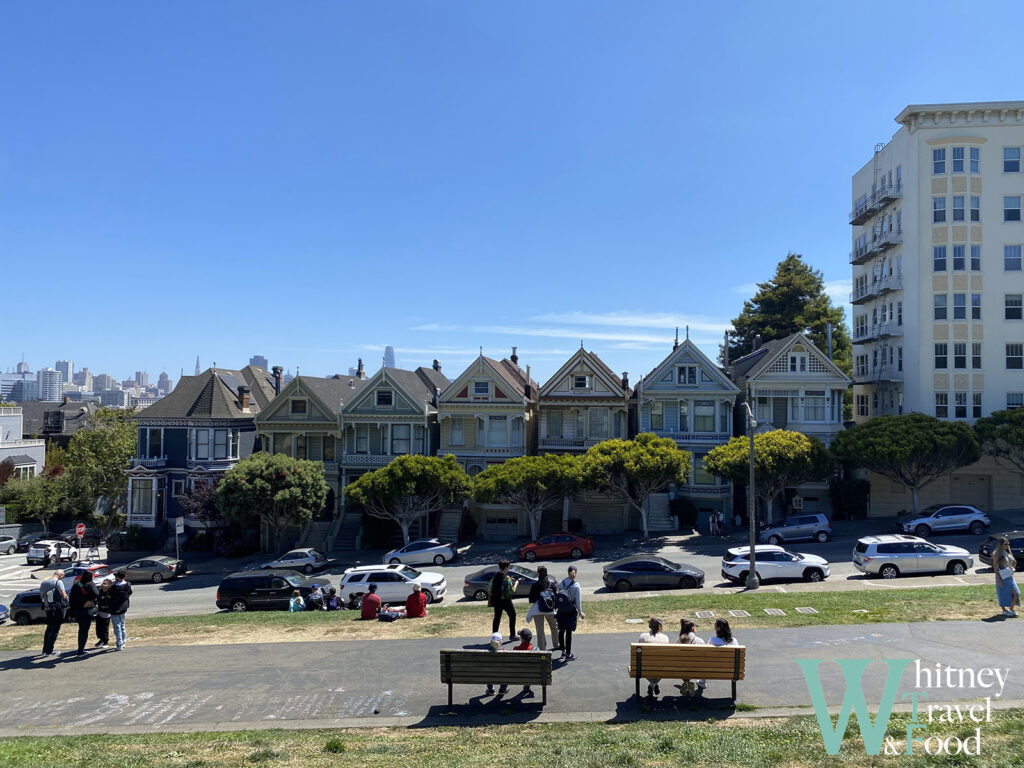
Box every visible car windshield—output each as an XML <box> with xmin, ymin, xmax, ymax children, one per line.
<box><xmin>398</xmin><ymin>566</ymin><xmax>421</xmax><ymax>579</ymax></box>
<box><xmin>285</xmin><ymin>575</ymin><xmax>305</xmax><ymax>588</ymax></box>
<box><xmin>94</xmin><ymin>567</ymin><xmax>112</xmax><ymax>576</ymax></box>
<box><xmin>653</xmin><ymin>557</ymin><xmax>681</xmax><ymax>570</ymax></box>
<box><xmin>510</xmin><ymin>565</ymin><xmax>538</xmax><ymax>578</ymax></box>
<box><xmin>921</xmin><ymin>505</ymin><xmax>943</xmax><ymax>516</ymax></box>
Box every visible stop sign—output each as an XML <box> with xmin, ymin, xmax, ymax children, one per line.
<box><xmin>76</xmin><ymin>523</ymin><xmax>86</xmax><ymax>538</ymax></box>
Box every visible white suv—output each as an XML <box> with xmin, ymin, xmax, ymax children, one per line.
<box><xmin>26</xmin><ymin>540</ymin><xmax>78</xmax><ymax>566</ymax></box>
<box><xmin>853</xmin><ymin>534</ymin><xmax>973</xmax><ymax>579</ymax></box>
<box><xmin>721</xmin><ymin>545</ymin><xmax>830</xmax><ymax>584</ymax></box>
<box><xmin>337</xmin><ymin>564</ymin><xmax>447</xmax><ymax>604</ymax></box>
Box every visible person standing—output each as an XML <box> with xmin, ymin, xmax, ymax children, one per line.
<box><xmin>638</xmin><ymin>617</ymin><xmax>670</xmax><ymax>697</ymax></box>
<box><xmin>68</xmin><ymin>571</ymin><xmax>99</xmax><ymax>656</ymax></box>
<box><xmin>109</xmin><ymin>569</ymin><xmax>133</xmax><ymax>651</ymax></box>
<box><xmin>994</xmin><ymin>538</ymin><xmax>1020</xmax><ymax>617</ymax></box>
<box><xmin>708</xmin><ymin>511</ymin><xmax>719</xmax><ymax>537</ymax></box>
<box><xmin>39</xmin><ymin>569</ymin><xmax>68</xmax><ymax>657</ymax></box>
<box><xmin>555</xmin><ymin>565</ymin><xmax>584</xmax><ymax>661</ymax></box>
<box><xmin>489</xmin><ymin>559</ymin><xmax>518</xmax><ymax>641</ymax></box>
<box><xmin>94</xmin><ymin>580</ymin><xmax>112</xmax><ymax>649</ymax></box>
<box><xmin>525</xmin><ymin>565</ymin><xmax>558</xmax><ymax>651</ymax></box>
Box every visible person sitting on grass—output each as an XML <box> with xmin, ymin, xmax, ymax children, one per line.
<box><xmin>324</xmin><ymin>587</ymin><xmax>342</xmax><ymax>611</ymax></box>
<box><xmin>288</xmin><ymin>590</ymin><xmax>305</xmax><ymax>612</ymax></box>
<box><xmin>514</xmin><ymin>627</ymin><xmax>535</xmax><ymax>696</ymax></box>
<box><xmin>360</xmin><ymin>583</ymin><xmax>382</xmax><ymax>620</ymax></box>
<box><xmin>484</xmin><ymin>632</ymin><xmax>508</xmax><ymax>696</ymax></box>
<box><xmin>405</xmin><ymin>582</ymin><xmax>428</xmax><ymax>619</ymax></box>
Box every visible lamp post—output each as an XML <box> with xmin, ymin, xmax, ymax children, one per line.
<box><xmin>741</xmin><ymin>401</ymin><xmax>760</xmax><ymax>590</ymax></box>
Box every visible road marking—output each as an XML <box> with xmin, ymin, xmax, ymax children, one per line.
<box><xmin>953</xmin><ymin>576</ymin><xmax>968</xmax><ymax>585</ymax></box>
<box><xmin>775</xmin><ymin>586</ymin><xmax>787</xmax><ymax>593</ymax></box>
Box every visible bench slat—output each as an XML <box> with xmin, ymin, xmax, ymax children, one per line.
<box><xmin>628</xmin><ymin>644</ymin><xmax>746</xmax><ymax>682</ymax></box>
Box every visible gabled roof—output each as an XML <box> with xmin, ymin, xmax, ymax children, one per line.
<box><xmin>728</xmin><ymin>332</ymin><xmax>851</xmax><ymax>384</ymax></box>
<box><xmin>18</xmin><ymin>400</ymin><xmax>99</xmax><ymax>437</ymax></box>
<box><xmin>0</xmin><ymin>453</ymin><xmax>37</xmax><ymax>466</ymax></box>
<box><xmin>136</xmin><ymin>366</ymin><xmax>277</xmax><ymax>421</ymax></box>
<box><xmin>440</xmin><ymin>355</ymin><xmax>539</xmax><ymax>403</ymax></box>
<box><xmin>539</xmin><ymin>348</ymin><xmax>630</xmax><ymax>397</ymax></box>
<box><xmin>300</xmin><ymin>375</ymin><xmax>371</xmax><ymax>413</ymax></box>
<box><xmin>637</xmin><ymin>339</ymin><xmax>739</xmax><ymax>394</ymax></box>
<box><xmin>344</xmin><ymin>366</ymin><xmax>451</xmax><ymax>413</ymax></box>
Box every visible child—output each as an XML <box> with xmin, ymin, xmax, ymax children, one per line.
<box><xmin>288</xmin><ymin>590</ymin><xmax>305</xmax><ymax>612</ymax></box>
<box><xmin>485</xmin><ymin>632</ymin><xmax>508</xmax><ymax>696</ymax></box>
<box><xmin>514</xmin><ymin>627</ymin><xmax>534</xmax><ymax>696</ymax></box>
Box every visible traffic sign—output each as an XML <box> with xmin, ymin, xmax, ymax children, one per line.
<box><xmin>76</xmin><ymin>523</ymin><xmax>86</xmax><ymax>538</ymax></box>
<box><xmin>175</xmin><ymin>517</ymin><xmax>185</xmax><ymax>535</ymax></box>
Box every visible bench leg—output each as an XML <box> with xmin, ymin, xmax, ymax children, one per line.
<box><xmin>635</xmin><ymin>676</ymin><xmax>640</xmax><ymax>700</ymax></box>
<box><xmin>448</xmin><ymin>682</ymin><xmax>453</xmax><ymax>708</ymax></box>
<box><xmin>732</xmin><ymin>680</ymin><xmax>737</xmax><ymax>702</ymax></box>
<box><xmin>542</xmin><ymin>685</ymin><xmax>547</xmax><ymax>706</ymax></box>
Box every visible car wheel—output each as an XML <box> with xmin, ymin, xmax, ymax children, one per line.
<box><xmin>914</xmin><ymin>525</ymin><xmax>931</xmax><ymax>538</ymax></box>
<box><xmin>5</xmin><ymin>545</ymin><xmax>13</xmax><ymax>555</ymax></box>
<box><xmin>969</xmin><ymin>521</ymin><xmax>986</xmax><ymax>536</ymax></box>
<box><xmin>815</xmin><ymin>531</ymin><xmax>830</xmax><ymax>543</ymax></box>
<box><xmin>737</xmin><ymin>571</ymin><xmax>749</xmax><ymax>583</ymax></box>
<box><xmin>389</xmin><ymin>558</ymin><xmax>401</xmax><ymax>565</ymax></box>
<box><xmin>304</xmin><ymin>564</ymin><xmax>313</xmax><ymax>574</ymax></box>
<box><xmin>615</xmin><ymin>579</ymin><xmax>632</xmax><ymax>592</ymax></box>
<box><xmin>425</xmin><ymin>591</ymin><xmax>437</xmax><ymax>604</ymax></box>
<box><xmin>152</xmin><ymin>572</ymin><xmax>164</xmax><ymax>583</ymax></box>
<box><xmin>14</xmin><ymin>612</ymin><xmax>31</xmax><ymax>626</ymax></box>
<box><xmin>570</xmin><ymin>547</ymin><xmax>583</xmax><ymax>559</ymax></box>
<box><xmin>473</xmin><ymin>589</ymin><xmax>489</xmax><ymax>601</ymax></box>
<box><xmin>433</xmin><ymin>554</ymin><xmax>446</xmax><ymax>565</ymax></box>
<box><xmin>804</xmin><ymin>569</ymin><xmax>824</xmax><ymax>583</ymax></box>
<box><xmin>880</xmin><ymin>565</ymin><xmax>899</xmax><ymax>579</ymax></box>
<box><xmin>230</xmin><ymin>599</ymin><xmax>249</xmax><ymax>612</ymax></box>
<box><xmin>679</xmin><ymin>576</ymin><xmax>698</xmax><ymax>590</ymax></box>
<box><xmin>947</xmin><ymin>561</ymin><xmax>967</xmax><ymax>576</ymax></box>
<box><xmin>767</xmin><ymin>534</ymin><xmax>782</xmax><ymax>545</ymax></box>
<box><xmin>524</xmin><ymin>551</ymin><xmax>537</xmax><ymax>562</ymax></box>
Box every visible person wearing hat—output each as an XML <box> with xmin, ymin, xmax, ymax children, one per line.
<box><xmin>405</xmin><ymin>582</ymin><xmax>428</xmax><ymax>619</ymax></box>
<box><xmin>514</xmin><ymin>628</ymin><xmax>535</xmax><ymax>696</ymax></box>
<box><xmin>360</xmin><ymin>583</ymin><xmax>382</xmax><ymax>620</ymax></box>
<box><xmin>485</xmin><ymin>632</ymin><xmax>508</xmax><ymax>696</ymax></box>
<box><xmin>638</xmin><ymin>617</ymin><xmax>670</xmax><ymax>697</ymax></box>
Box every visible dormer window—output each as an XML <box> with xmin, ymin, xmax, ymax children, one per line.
<box><xmin>573</xmin><ymin>375</ymin><xmax>590</xmax><ymax>389</ymax></box>
<box><xmin>376</xmin><ymin>390</ymin><xmax>394</xmax><ymax>407</ymax></box>
<box><xmin>290</xmin><ymin>399</ymin><xmax>307</xmax><ymax>415</ymax></box>
<box><xmin>676</xmin><ymin>366</ymin><xmax>697</xmax><ymax>385</ymax></box>
<box><xmin>789</xmin><ymin>355</ymin><xmax>807</xmax><ymax>373</ymax></box>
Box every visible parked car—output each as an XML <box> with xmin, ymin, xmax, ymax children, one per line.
<box><xmin>721</xmin><ymin>545</ymin><xmax>830</xmax><ymax>584</ymax></box>
<box><xmin>463</xmin><ymin>564</ymin><xmax>539</xmax><ymax>601</ymax></box>
<box><xmin>16</xmin><ymin>532</ymin><xmax>55</xmax><ymax>552</ymax></box>
<box><xmin>9</xmin><ymin>590</ymin><xmax>50</xmax><ymax>625</ymax></box>
<box><xmin>122</xmin><ymin>556</ymin><xmax>187</xmax><ymax>583</ymax></box>
<box><xmin>26</xmin><ymin>540</ymin><xmax>78</xmax><ymax>566</ymax></box>
<box><xmin>385</xmin><ymin>539</ymin><xmax>456</xmax><ymax>566</ymax></box>
<box><xmin>336</xmin><ymin>563</ymin><xmax>447</xmax><ymax>604</ymax></box>
<box><xmin>853</xmin><ymin>534</ymin><xmax>974</xmax><ymax>579</ymax></box>
<box><xmin>516</xmin><ymin>533</ymin><xmax>595</xmax><ymax>562</ymax></box>
<box><xmin>0</xmin><ymin>601</ymin><xmax>8</xmax><ymax>624</ymax></box>
<box><xmin>57</xmin><ymin>527</ymin><xmax>104</xmax><ymax>547</ymax></box>
<box><xmin>62</xmin><ymin>563</ymin><xmax>115</xmax><ymax>590</ymax></box>
<box><xmin>898</xmin><ymin>505</ymin><xmax>990</xmax><ymax>537</ymax></box>
<box><xmin>216</xmin><ymin>570</ymin><xmax>332</xmax><ymax>613</ymax></box>
<box><xmin>602</xmin><ymin>555</ymin><xmax>704</xmax><ymax>592</ymax></box>
<box><xmin>260</xmin><ymin>548</ymin><xmax>328</xmax><ymax>574</ymax></box>
<box><xmin>0</xmin><ymin>535</ymin><xmax>16</xmax><ymax>555</ymax></box>
<box><xmin>978</xmin><ymin>531</ymin><xmax>1024</xmax><ymax>570</ymax></box>
<box><xmin>758</xmin><ymin>514</ymin><xmax>832</xmax><ymax>545</ymax></box>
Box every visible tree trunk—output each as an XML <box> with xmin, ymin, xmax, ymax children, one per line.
<box><xmin>400</xmin><ymin>521</ymin><xmax>411</xmax><ymax>546</ymax></box>
<box><xmin>911</xmin><ymin>485</ymin><xmax>920</xmax><ymax>517</ymax></box>
<box><xmin>639</xmin><ymin>496</ymin><xmax>649</xmax><ymax>539</ymax></box>
<box><xmin>528</xmin><ymin>509</ymin><xmax>540</xmax><ymax>541</ymax></box>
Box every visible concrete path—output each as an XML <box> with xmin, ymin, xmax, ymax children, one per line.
<box><xmin>1</xmin><ymin>618</ymin><xmax>1022</xmax><ymax>736</ymax></box>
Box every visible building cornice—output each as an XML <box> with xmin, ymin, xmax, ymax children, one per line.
<box><xmin>896</xmin><ymin>102</ymin><xmax>1024</xmax><ymax>131</ymax></box>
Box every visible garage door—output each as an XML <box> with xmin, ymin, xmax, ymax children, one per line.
<box><xmin>585</xmin><ymin>505</ymin><xmax>624</xmax><ymax>534</ymax></box>
<box><xmin>484</xmin><ymin>512</ymin><xmax>520</xmax><ymax>541</ymax></box>
<box><xmin>950</xmin><ymin>475</ymin><xmax>991</xmax><ymax>511</ymax></box>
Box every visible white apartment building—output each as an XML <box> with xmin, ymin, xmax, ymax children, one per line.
<box><xmin>851</xmin><ymin>101</ymin><xmax>1024</xmax><ymax>514</ymax></box>
<box><xmin>36</xmin><ymin>367</ymin><xmax>63</xmax><ymax>402</ymax></box>
<box><xmin>851</xmin><ymin>101</ymin><xmax>1024</xmax><ymax>423</ymax></box>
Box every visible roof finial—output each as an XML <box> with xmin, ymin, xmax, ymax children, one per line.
<box><xmin>296</xmin><ymin>366</ymin><xmax>300</xmax><ymax>376</ymax></box>
<box><xmin>479</xmin><ymin>345</ymin><xmax>483</xmax><ymax>356</ymax></box>
<box><xmin>686</xmin><ymin>325</ymin><xmax>690</xmax><ymax>340</ymax></box>
<box><xmin>581</xmin><ymin>339</ymin><xmax>584</xmax><ymax>349</ymax></box>
<box><xmin>673</xmin><ymin>328</ymin><xmax>679</xmax><ymax>350</ymax></box>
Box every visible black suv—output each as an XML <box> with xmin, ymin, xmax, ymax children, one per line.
<box><xmin>16</xmin><ymin>532</ymin><xmax>55</xmax><ymax>553</ymax></box>
<box><xmin>979</xmin><ymin>531</ymin><xmax>1024</xmax><ymax>570</ymax></box>
<box><xmin>57</xmin><ymin>528</ymin><xmax>104</xmax><ymax>547</ymax></box>
<box><xmin>215</xmin><ymin>570</ymin><xmax>331</xmax><ymax>613</ymax></box>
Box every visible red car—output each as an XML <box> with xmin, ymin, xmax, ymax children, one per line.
<box><xmin>517</xmin><ymin>533</ymin><xmax>594</xmax><ymax>562</ymax></box>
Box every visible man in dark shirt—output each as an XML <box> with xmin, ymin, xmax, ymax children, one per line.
<box><xmin>490</xmin><ymin>559</ymin><xmax>519</xmax><ymax>641</ymax></box>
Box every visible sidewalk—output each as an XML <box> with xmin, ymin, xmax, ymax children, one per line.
<box><xmin>1</xmin><ymin>619</ymin><xmax>1022</xmax><ymax>736</ymax></box>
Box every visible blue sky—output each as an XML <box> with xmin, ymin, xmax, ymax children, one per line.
<box><xmin>3</xmin><ymin>1</ymin><xmax>1022</xmax><ymax>386</ymax></box>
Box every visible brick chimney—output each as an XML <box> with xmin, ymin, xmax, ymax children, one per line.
<box><xmin>237</xmin><ymin>385</ymin><xmax>251</xmax><ymax>413</ymax></box>
<box><xmin>510</xmin><ymin>346</ymin><xmax>519</xmax><ymax>366</ymax></box>
<box><xmin>432</xmin><ymin>359</ymin><xmax>441</xmax><ymax>372</ymax></box>
<box><xmin>357</xmin><ymin>358</ymin><xmax>366</xmax><ymax>380</ymax></box>
<box><xmin>621</xmin><ymin>372</ymin><xmax>629</xmax><ymax>390</ymax></box>
<box><xmin>271</xmin><ymin>366</ymin><xmax>283</xmax><ymax>395</ymax></box>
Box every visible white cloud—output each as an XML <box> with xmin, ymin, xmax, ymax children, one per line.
<box><xmin>528</xmin><ymin>310</ymin><xmax>730</xmax><ymax>334</ymax></box>
<box><xmin>824</xmin><ymin>279</ymin><xmax>853</xmax><ymax>306</ymax></box>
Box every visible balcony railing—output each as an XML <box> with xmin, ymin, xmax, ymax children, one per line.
<box><xmin>660</xmin><ymin>431</ymin><xmax>732</xmax><ymax>443</ymax></box>
<box><xmin>850</xmin><ymin>230</ymin><xmax>902</xmax><ymax>264</ymax></box>
<box><xmin>0</xmin><ymin>438</ymin><xmax>44</xmax><ymax>449</ymax></box>
<box><xmin>539</xmin><ymin>437</ymin><xmax>612</xmax><ymax>450</ymax></box>
<box><xmin>849</xmin><ymin>183</ymin><xmax>902</xmax><ymax>225</ymax></box>
<box><xmin>850</xmin><ymin>276</ymin><xmax>903</xmax><ymax>304</ymax></box>
<box><xmin>340</xmin><ymin>454</ymin><xmax>393</xmax><ymax>467</ymax></box>
<box><xmin>130</xmin><ymin>457</ymin><xmax>167</xmax><ymax>468</ymax></box>
<box><xmin>853</xmin><ymin>322</ymin><xmax>904</xmax><ymax>344</ymax></box>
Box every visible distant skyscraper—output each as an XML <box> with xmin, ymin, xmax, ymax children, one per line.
<box><xmin>135</xmin><ymin>371</ymin><xmax>149</xmax><ymax>388</ymax></box>
<box><xmin>93</xmin><ymin>373</ymin><xmax>115</xmax><ymax>391</ymax></box>
<box><xmin>283</xmin><ymin>369</ymin><xmax>295</xmax><ymax>384</ymax></box>
<box><xmin>15</xmin><ymin>360</ymin><xmax>29</xmax><ymax>374</ymax></box>
<box><xmin>384</xmin><ymin>346</ymin><xmax>396</xmax><ymax>368</ymax></box>
<box><xmin>55</xmin><ymin>360</ymin><xmax>73</xmax><ymax>384</ymax></box>
<box><xmin>348</xmin><ymin>367</ymin><xmax>358</xmax><ymax>376</ymax></box>
<box><xmin>37</xmin><ymin>368</ymin><xmax>62</xmax><ymax>402</ymax></box>
<box><xmin>73</xmin><ymin>367</ymin><xmax>93</xmax><ymax>390</ymax></box>
<box><xmin>249</xmin><ymin>355</ymin><xmax>269</xmax><ymax>370</ymax></box>
<box><xmin>157</xmin><ymin>371</ymin><xmax>171</xmax><ymax>395</ymax></box>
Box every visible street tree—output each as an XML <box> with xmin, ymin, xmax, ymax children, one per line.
<box><xmin>0</xmin><ymin>458</ymin><xmax>14</xmax><ymax>488</ymax></box>
<box><xmin>345</xmin><ymin>454</ymin><xmax>471</xmax><ymax>546</ymax></box>
<box><xmin>0</xmin><ymin>473</ymin><xmax>66</xmax><ymax>528</ymax></box>
<box><xmin>724</xmin><ymin>253</ymin><xmax>852</xmax><ymax>374</ymax></box>
<box><xmin>178</xmin><ymin>479</ymin><xmax>223</xmax><ymax>530</ymax></box>
<box><xmin>704</xmin><ymin>430</ymin><xmax>833</xmax><ymax>524</ymax></box>
<box><xmin>831</xmin><ymin>413</ymin><xmax>980</xmax><ymax>516</ymax></box>
<box><xmin>474</xmin><ymin>454</ymin><xmax>585</xmax><ymax>540</ymax></box>
<box><xmin>65</xmin><ymin>408</ymin><xmax>137</xmax><ymax>537</ymax></box>
<box><xmin>974</xmin><ymin>408</ymin><xmax>1024</xmax><ymax>477</ymax></box>
<box><xmin>583</xmin><ymin>433</ymin><xmax>691</xmax><ymax>539</ymax></box>
<box><xmin>216</xmin><ymin>452</ymin><xmax>329</xmax><ymax>554</ymax></box>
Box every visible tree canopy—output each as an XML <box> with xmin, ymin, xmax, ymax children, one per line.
<box><xmin>178</xmin><ymin>479</ymin><xmax>223</xmax><ymax>529</ymax></box>
<box><xmin>974</xmin><ymin>408</ymin><xmax>1024</xmax><ymax>477</ymax></box>
<box><xmin>831</xmin><ymin>413</ymin><xmax>980</xmax><ymax>515</ymax></box>
<box><xmin>725</xmin><ymin>253</ymin><xmax>851</xmax><ymax>374</ymax></box>
<box><xmin>65</xmin><ymin>407</ymin><xmax>137</xmax><ymax>536</ymax></box>
<box><xmin>216</xmin><ymin>452</ymin><xmax>329</xmax><ymax>554</ymax></box>
<box><xmin>704</xmin><ymin>430</ymin><xmax>833</xmax><ymax>524</ymax></box>
<box><xmin>345</xmin><ymin>454</ymin><xmax>471</xmax><ymax>545</ymax></box>
<box><xmin>0</xmin><ymin>473</ymin><xmax>66</xmax><ymax>528</ymax></box>
<box><xmin>582</xmin><ymin>433</ymin><xmax>691</xmax><ymax>539</ymax></box>
<box><xmin>474</xmin><ymin>454</ymin><xmax>585</xmax><ymax>540</ymax></box>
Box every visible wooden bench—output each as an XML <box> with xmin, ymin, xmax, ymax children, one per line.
<box><xmin>629</xmin><ymin>643</ymin><xmax>746</xmax><ymax>701</ymax></box>
<box><xmin>440</xmin><ymin>649</ymin><xmax>553</xmax><ymax>706</ymax></box>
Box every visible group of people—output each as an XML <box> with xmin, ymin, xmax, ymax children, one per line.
<box><xmin>355</xmin><ymin>582</ymin><xmax>428</xmax><ymax>620</ymax></box>
<box><xmin>638</xmin><ymin>616</ymin><xmax>738</xmax><ymax>698</ymax></box>
<box><xmin>38</xmin><ymin>568</ymin><xmax>133</xmax><ymax>657</ymax></box>
<box><xmin>994</xmin><ymin>536</ymin><xmax>1021</xmax><ymax>617</ymax></box>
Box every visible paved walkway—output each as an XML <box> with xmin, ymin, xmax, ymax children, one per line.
<box><xmin>1</xmin><ymin>618</ymin><xmax>1022</xmax><ymax>736</ymax></box>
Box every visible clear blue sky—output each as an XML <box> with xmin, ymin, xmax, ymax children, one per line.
<box><xmin>3</xmin><ymin>1</ymin><xmax>1022</xmax><ymax>385</ymax></box>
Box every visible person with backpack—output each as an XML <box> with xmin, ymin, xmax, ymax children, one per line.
<box><xmin>555</xmin><ymin>565</ymin><xmax>584</xmax><ymax>661</ymax></box>
<box><xmin>489</xmin><ymin>559</ymin><xmax>519</xmax><ymax>641</ymax></box>
<box><xmin>525</xmin><ymin>565</ymin><xmax>558</xmax><ymax>651</ymax></box>
<box><xmin>39</xmin><ymin>569</ymin><xmax>68</xmax><ymax>657</ymax></box>
<box><xmin>68</xmin><ymin>570</ymin><xmax>99</xmax><ymax>656</ymax></box>
<box><xmin>109</xmin><ymin>569</ymin><xmax>133</xmax><ymax>651</ymax></box>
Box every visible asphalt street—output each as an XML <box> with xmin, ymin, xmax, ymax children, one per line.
<box><xmin>0</xmin><ymin>619</ymin><xmax>1022</xmax><ymax>736</ymax></box>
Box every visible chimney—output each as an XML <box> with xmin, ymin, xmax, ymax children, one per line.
<box><xmin>357</xmin><ymin>358</ymin><xmax>366</xmax><ymax>380</ymax></box>
<box><xmin>524</xmin><ymin>364</ymin><xmax>531</xmax><ymax>399</ymax></box>
<box><xmin>621</xmin><ymin>372</ymin><xmax>629</xmax><ymax>390</ymax></box>
<box><xmin>723</xmin><ymin>330</ymin><xmax>730</xmax><ymax>367</ymax></box>
<box><xmin>432</xmin><ymin>359</ymin><xmax>441</xmax><ymax>372</ymax></box>
<box><xmin>237</xmin><ymin>385</ymin><xmax>251</xmax><ymax>413</ymax></box>
<box><xmin>271</xmin><ymin>366</ymin><xmax>283</xmax><ymax>395</ymax></box>
<box><xmin>753</xmin><ymin>334</ymin><xmax>762</xmax><ymax>351</ymax></box>
<box><xmin>62</xmin><ymin>395</ymin><xmax>70</xmax><ymax>405</ymax></box>
<box><xmin>827</xmin><ymin>322</ymin><xmax>834</xmax><ymax>360</ymax></box>
<box><xmin>433</xmin><ymin>387</ymin><xmax>441</xmax><ymax>406</ymax></box>
<box><xmin>510</xmin><ymin>346</ymin><xmax>518</xmax><ymax>366</ymax></box>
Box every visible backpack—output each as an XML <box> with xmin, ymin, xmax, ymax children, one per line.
<box><xmin>538</xmin><ymin>588</ymin><xmax>556</xmax><ymax>613</ymax></box>
<box><xmin>488</xmin><ymin>572</ymin><xmax>504</xmax><ymax>607</ymax></box>
<box><xmin>555</xmin><ymin>588</ymin><xmax>575</xmax><ymax>614</ymax></box>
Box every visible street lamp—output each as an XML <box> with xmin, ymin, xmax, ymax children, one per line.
<box><xmin>741</xmin><ymin>401</ymin><xmax>760</xmax><ymax>590</ymax></box>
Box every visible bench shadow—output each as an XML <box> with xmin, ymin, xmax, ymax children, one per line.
<box><xmin>611</xmin><ymin>687</ymin><xmax>741</xmax><ymax>721</ymax></box>
<box><xmin>414</xmin><ymin>693</ymin><xmax>546</xmax><ymax>727</ymax></box>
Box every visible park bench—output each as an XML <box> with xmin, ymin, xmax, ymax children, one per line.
<box><xmin>628</xmin><ymin>643</ymin><xmax>746</xmax><ymax>701</ymax></box>
<box><xmin>440</xmin><ymin>649</ymin><xmax>553</xmax><ymax>706</ymax></box>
